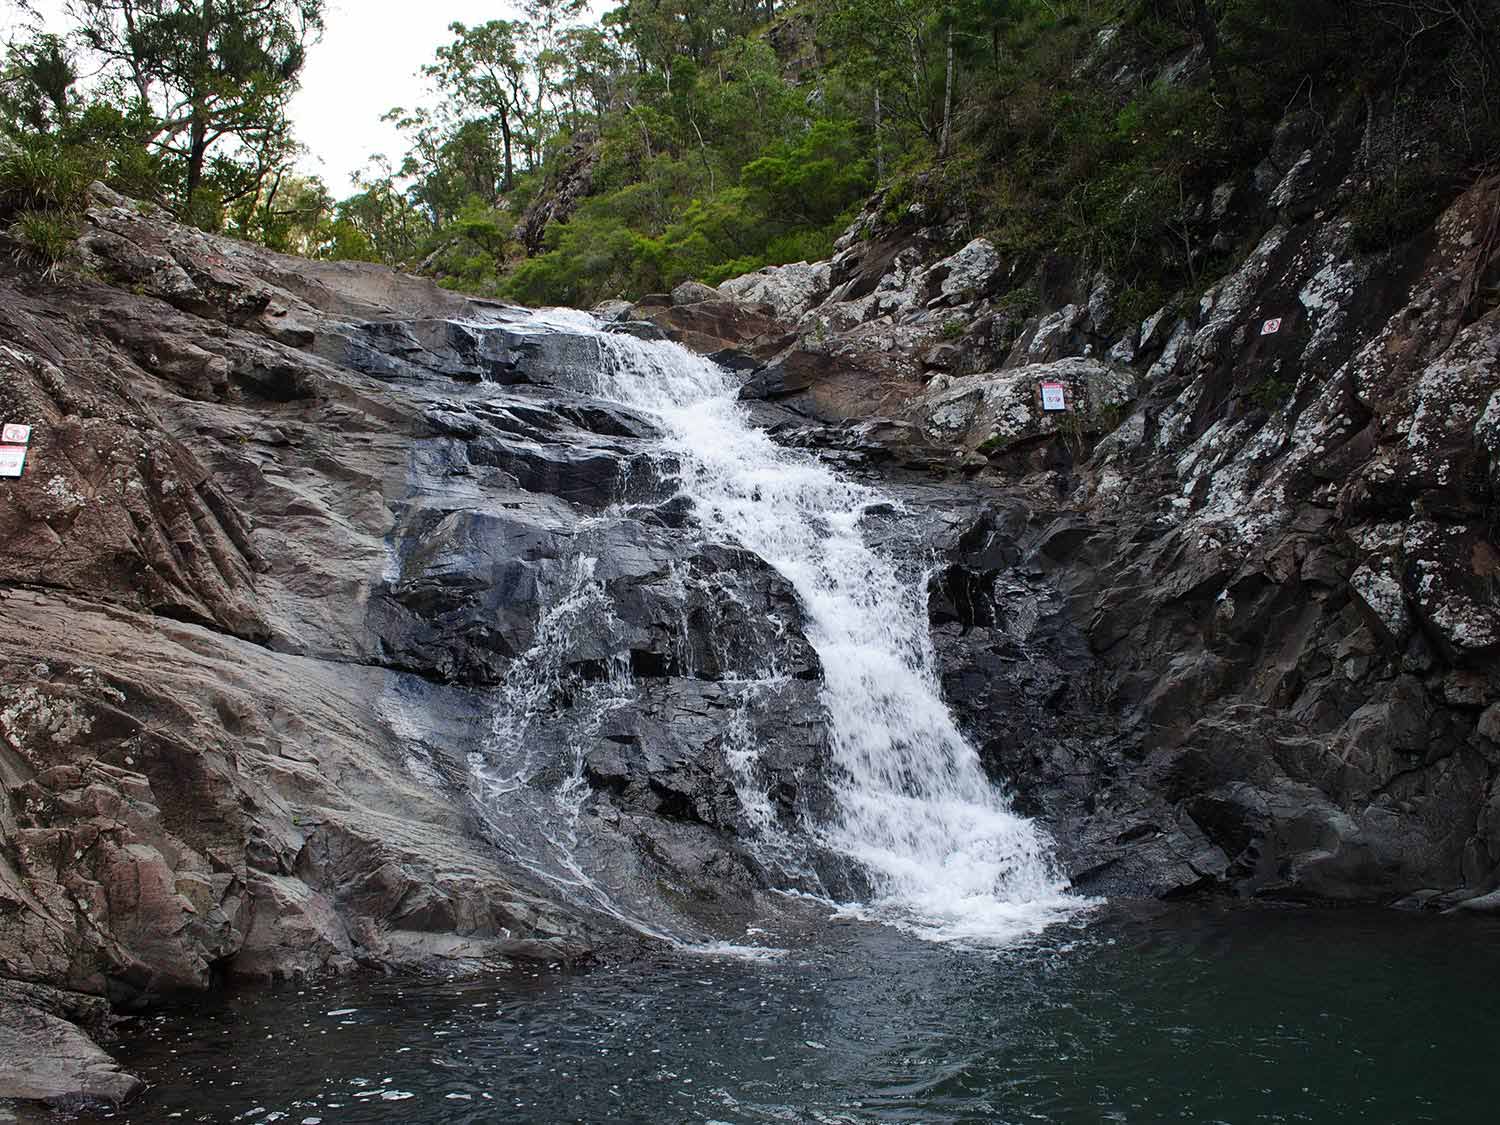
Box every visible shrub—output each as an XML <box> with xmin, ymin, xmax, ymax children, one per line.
<box><xmin>0</xmin><ymin>138</ymin><xmax>92</xmax><ymax>218</ymax></box>
<box><xmin>9</xmin><ymin>209</ymin><xmax>78</xmax><ymax>276</ymax></box>
<box><xmin>1248</xmin><ymin>375</ymin><xmax>1295</xmax><ymax>411</ymax></box>
<box><xmin>182</xmin><ymin>187</ymin><xmax>226</xmax><ymax>233</ymax></box>
<box><xmin>106</xmin><ymin>143</ymin><xmax>166</xmax><ymax>203</ymax></box>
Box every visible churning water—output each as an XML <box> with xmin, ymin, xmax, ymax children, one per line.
<box><xmin>485</xmin><ymin>309</ymin><xmax>1079</xmax><ymax>945</ymax></box>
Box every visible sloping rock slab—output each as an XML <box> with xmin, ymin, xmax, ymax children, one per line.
<box><xmin>0</xmin><ymin>1002</ymin><xmax>142</xmax><ymax>1108</ymax></box>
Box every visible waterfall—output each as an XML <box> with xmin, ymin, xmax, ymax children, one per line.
<box><xmin>482</xmin><ymin>308</ymin><xmax>1080</xmax><ymax>945</ymax></box>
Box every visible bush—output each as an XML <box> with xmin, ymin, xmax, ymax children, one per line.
<box><xmin>1349</xmin><ymin>178</ymin><xmax>1450</xmax><ymax>255</ymax></box>
<box><xmin>1248</xmin><ymin>374</ymin><xmax>1295</xmax><ymax>411</ymax></box>
<box><xmin>8</xmin><ymin>208</ymin><xmax>78</xmax><ymax>276</ymax></box>
<box><xmin>0</xmin><ymin>138</ymin><xmax>92</xmax><ymax>218</ymax></box>
<box><xmin>106</xmin><ymin>143</ymin><xmax>166</xmax><ymax>203</ymax></box>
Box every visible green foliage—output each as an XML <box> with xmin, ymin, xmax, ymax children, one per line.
<box><xmin>1248</xmin><ymin>374</ymin><xmax>1295</xmax><ymax>411</ymax></box>
<box><xmin>1111</xmin><ymin>282</ymin><xmax>1170</xmax><ymax>337</ymax></box>
<box><xmin>0</xmin><ymin>137</ymin><xmax>93</xmax><ymax>217</ymax></box>
<box><xmin>1349</xmin><ymin>178</ymin><xmax>1447</xmax><ymax>256</ymax></box>
<box><xmin>72</xmin><ymin>0</ymin><xmax>325</xmax><ymax>214</ymax></box>
<box><xmin>994</xmin><ymin>283</ymin><xmax>1041</xmax><ymax>317</ymax></box>
<box><xmin>506</xmin><ymin>211</ymin><xmax>665</xmax><ymax>306</ymax></box>
<box><xmin>327</xmin><ymin>168</ymin><xmax>432</xmax><ymax>266</ymax></box>
<box><xmin>8</xmin><ymin>208</ymin><xmax>79</xmax><ymax>276</ymax></box>
<box><xmin>402</xmin><ymin>17</ymin><xmax>874</xmax><ymax>307</ymax></box>
<box><xmin>1</xmin><ymin>3</ymin><xmax>324</xmax><ymax>249</ymax></box>
<box><xmin>425</xmin><ymin>198</ymin><xmax>519</xmax><ymax>294</ymax></box>
<box><xmin>942</xmin><ymin>0</ymin><xmax>1500</xmax><ymax>299</ymax></box>
<box><xmin>12</xmin><ymin>0</ymin><xmax>1490</xmax><ymax>307</ymax></box>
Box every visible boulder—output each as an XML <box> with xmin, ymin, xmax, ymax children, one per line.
<box><xmin>918</xmin><ymin>357</ymin><xmax>1138</xmax><ymax>453</ymax></box>
<box><xmin>0</xmin><ymin>1002</ymin><xmax>143</xmax><ymax>1107</ymax></box>
<box><xmin>671</xmin><ymin>280</ymin><xmax>720</xmax><ymax>306</ymax></box>
<box><xmin>930</xmin><ymin>237</ymin><xmax>1001</xmax><ymax>304</ymax></box>
<box><xmin>718</xmin><ymin>260</ymin><xmax>832</xmax><ymax>320</ymax></box>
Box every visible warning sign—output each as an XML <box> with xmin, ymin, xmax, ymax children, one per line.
<box><xmin>1261</xmin><ymin>317</ymin><xmax>1283</xmax><ymax>336</ymax></box>
<box><xmin>1040</xmin><ymin>383</ymin><xmax>1067</xmax><ymax>412</ymax></box>
<box><xmin>0</xmin><ymin>445</ymin><xmax>27</xmax><ymax>478</ymax></box>
<box><xmin>1</xmin><ymin>423</ymin><xmax>30</xmax><ymax>444</ymax></box>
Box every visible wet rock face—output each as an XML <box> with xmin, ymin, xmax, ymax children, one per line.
<box><xmin>0</xmin><ymin>980</ymin><xmax>142</xmax><ymax>1107</ymax></box>
<box><xmin>0</xmin><ymin>1003</ymin><xmax>144</xmax><ymax>1107</ymax></box>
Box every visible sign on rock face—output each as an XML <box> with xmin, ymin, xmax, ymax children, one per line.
<box><xmin>0</xmin><ymin>445</ymin><xmax>26</xmax><ymax>478</ymax></box>
<box><xmin>1261</xmin><ymin>317</ymin><xmax>1283</xmax><ymax>336</ymax></box>
<box><xmin>1040</xmin><ymin>382</ymin><xmax>1067</xmax><ymax>412</ymax></box>
<box><xmin>1</xmin><ymin>423</ymin><xmax>30</xmax><ymax>444</ymax></box>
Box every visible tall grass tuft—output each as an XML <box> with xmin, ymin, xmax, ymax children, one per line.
<box><xmin>0</xmin><ymin>138</ymin><xmax>92</xmax><ymax>218</ymax></box>
<box><xmin>8</xmin><ymin>209</ymin><xmax>79</xmax><ymax>278</ymax></box>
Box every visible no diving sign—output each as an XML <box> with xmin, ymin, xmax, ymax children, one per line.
<box><xmin>1</xmin><ymin>422</ymin><xmax>30</xmax><ymax>477</ymax></box>
<box><xmin>1040</xmin><ymin>382</ymin><xmax>1068</xmax><ymax>412</ymax></box>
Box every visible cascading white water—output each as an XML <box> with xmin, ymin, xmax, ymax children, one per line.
<box><xmin>515</xmin><ymin>308</ymin><xmax>1080</xmax><ymax>945</ymax></box>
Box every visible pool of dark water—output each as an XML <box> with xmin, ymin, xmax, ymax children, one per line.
<box><xmin>70</xmin><ymin>901</ymin><xmax>1500</xmax><ymax>1124</ymax></box>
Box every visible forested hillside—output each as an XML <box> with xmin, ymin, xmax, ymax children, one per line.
<box><xmin>3</xmin><ymin>1</ymin><xmax>1496</xmax><ymax>312</ymax></box>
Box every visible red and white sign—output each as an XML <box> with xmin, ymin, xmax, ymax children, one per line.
<box><xmin>0</xmin><ymin>445</ymin><xmax>27</xmax><ymax>478</ymax></box>
<box><xmin>1261</xmin><ymin>317</ymin><xmax>1283</xmax><ymax>336</ymax></box>
<box><xmin>1</xmin><ymin>423</ymin><xmax>30</xmax><ymax>444</ymax></box>
<box><xmin>1040</xmin><ymin>382</ymin><xmax>1067</xmax><ymax>412</ymax></box>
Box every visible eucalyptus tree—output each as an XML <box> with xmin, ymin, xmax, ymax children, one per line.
<box><xmin>554</xmin><ymin>24</ymin><xmax>626</xmax><ymax>127</ymax></box>
<box><xmin>524</xmin><ymin>0</ymin><xmax>589</xmax><ymax>134</ymax></box>
<box><xmin>69</xmin><ymin>0</ymin><xmax>324</xmax><ymax>212</ymax></box>
<box><xmin>422</xmin><ymin>20</ymin><xmax>532</xmax><ymax>192</ymax></box>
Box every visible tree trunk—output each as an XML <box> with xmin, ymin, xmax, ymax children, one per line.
<box><xmin>1192</xmin><ymin>0</ymin><xmax>1239</xmax><ymax>115</ymax></box>
<box><xmin>939</xmin><ymin>20</ymin><xmax>955</xmax><ymax>159</ymax></box>
<box><xmin>909</xmin><ymin>33</ymin><xmax>931</xmax><ymax>136</ymax></box>
<box><xmin>874</xmin><ymin>83</ymin><xmax>885</xmax><ymax>182</ymax></box>
<box><xmin>499</xmin><ymin>109</ymin><xmax>515</xmax><ymax>192</ymax></box>
<box><xmin>185</xmin><ymin>0</ymin><xmax>214</xmax><ymax>204</ymax></box>
<box><xmin>120</xmin><ymin>0</ymin><xmax>152</xmax><ymax>109</ymax></box>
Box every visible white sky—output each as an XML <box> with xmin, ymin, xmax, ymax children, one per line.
<box><xmin>7</xmin><ymin>1</ymin><xmax>531</xmax><ymax>194</ymax></box>
<box><xmin>290</xmin><ymin>1</ymin><xmax>526</xmax><ymax>192</ymax></box>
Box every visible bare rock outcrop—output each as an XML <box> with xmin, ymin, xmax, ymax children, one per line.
<box><xmin>513</xmin><ymin>130</ymin><xmax>600</xmax><ymax>255</ymax></box>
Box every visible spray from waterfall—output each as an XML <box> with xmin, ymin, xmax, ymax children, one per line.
<box><xmin>499</xmin><ymin>308</ymin><xmax>1079</xmax><ymax>945</ymax></box>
